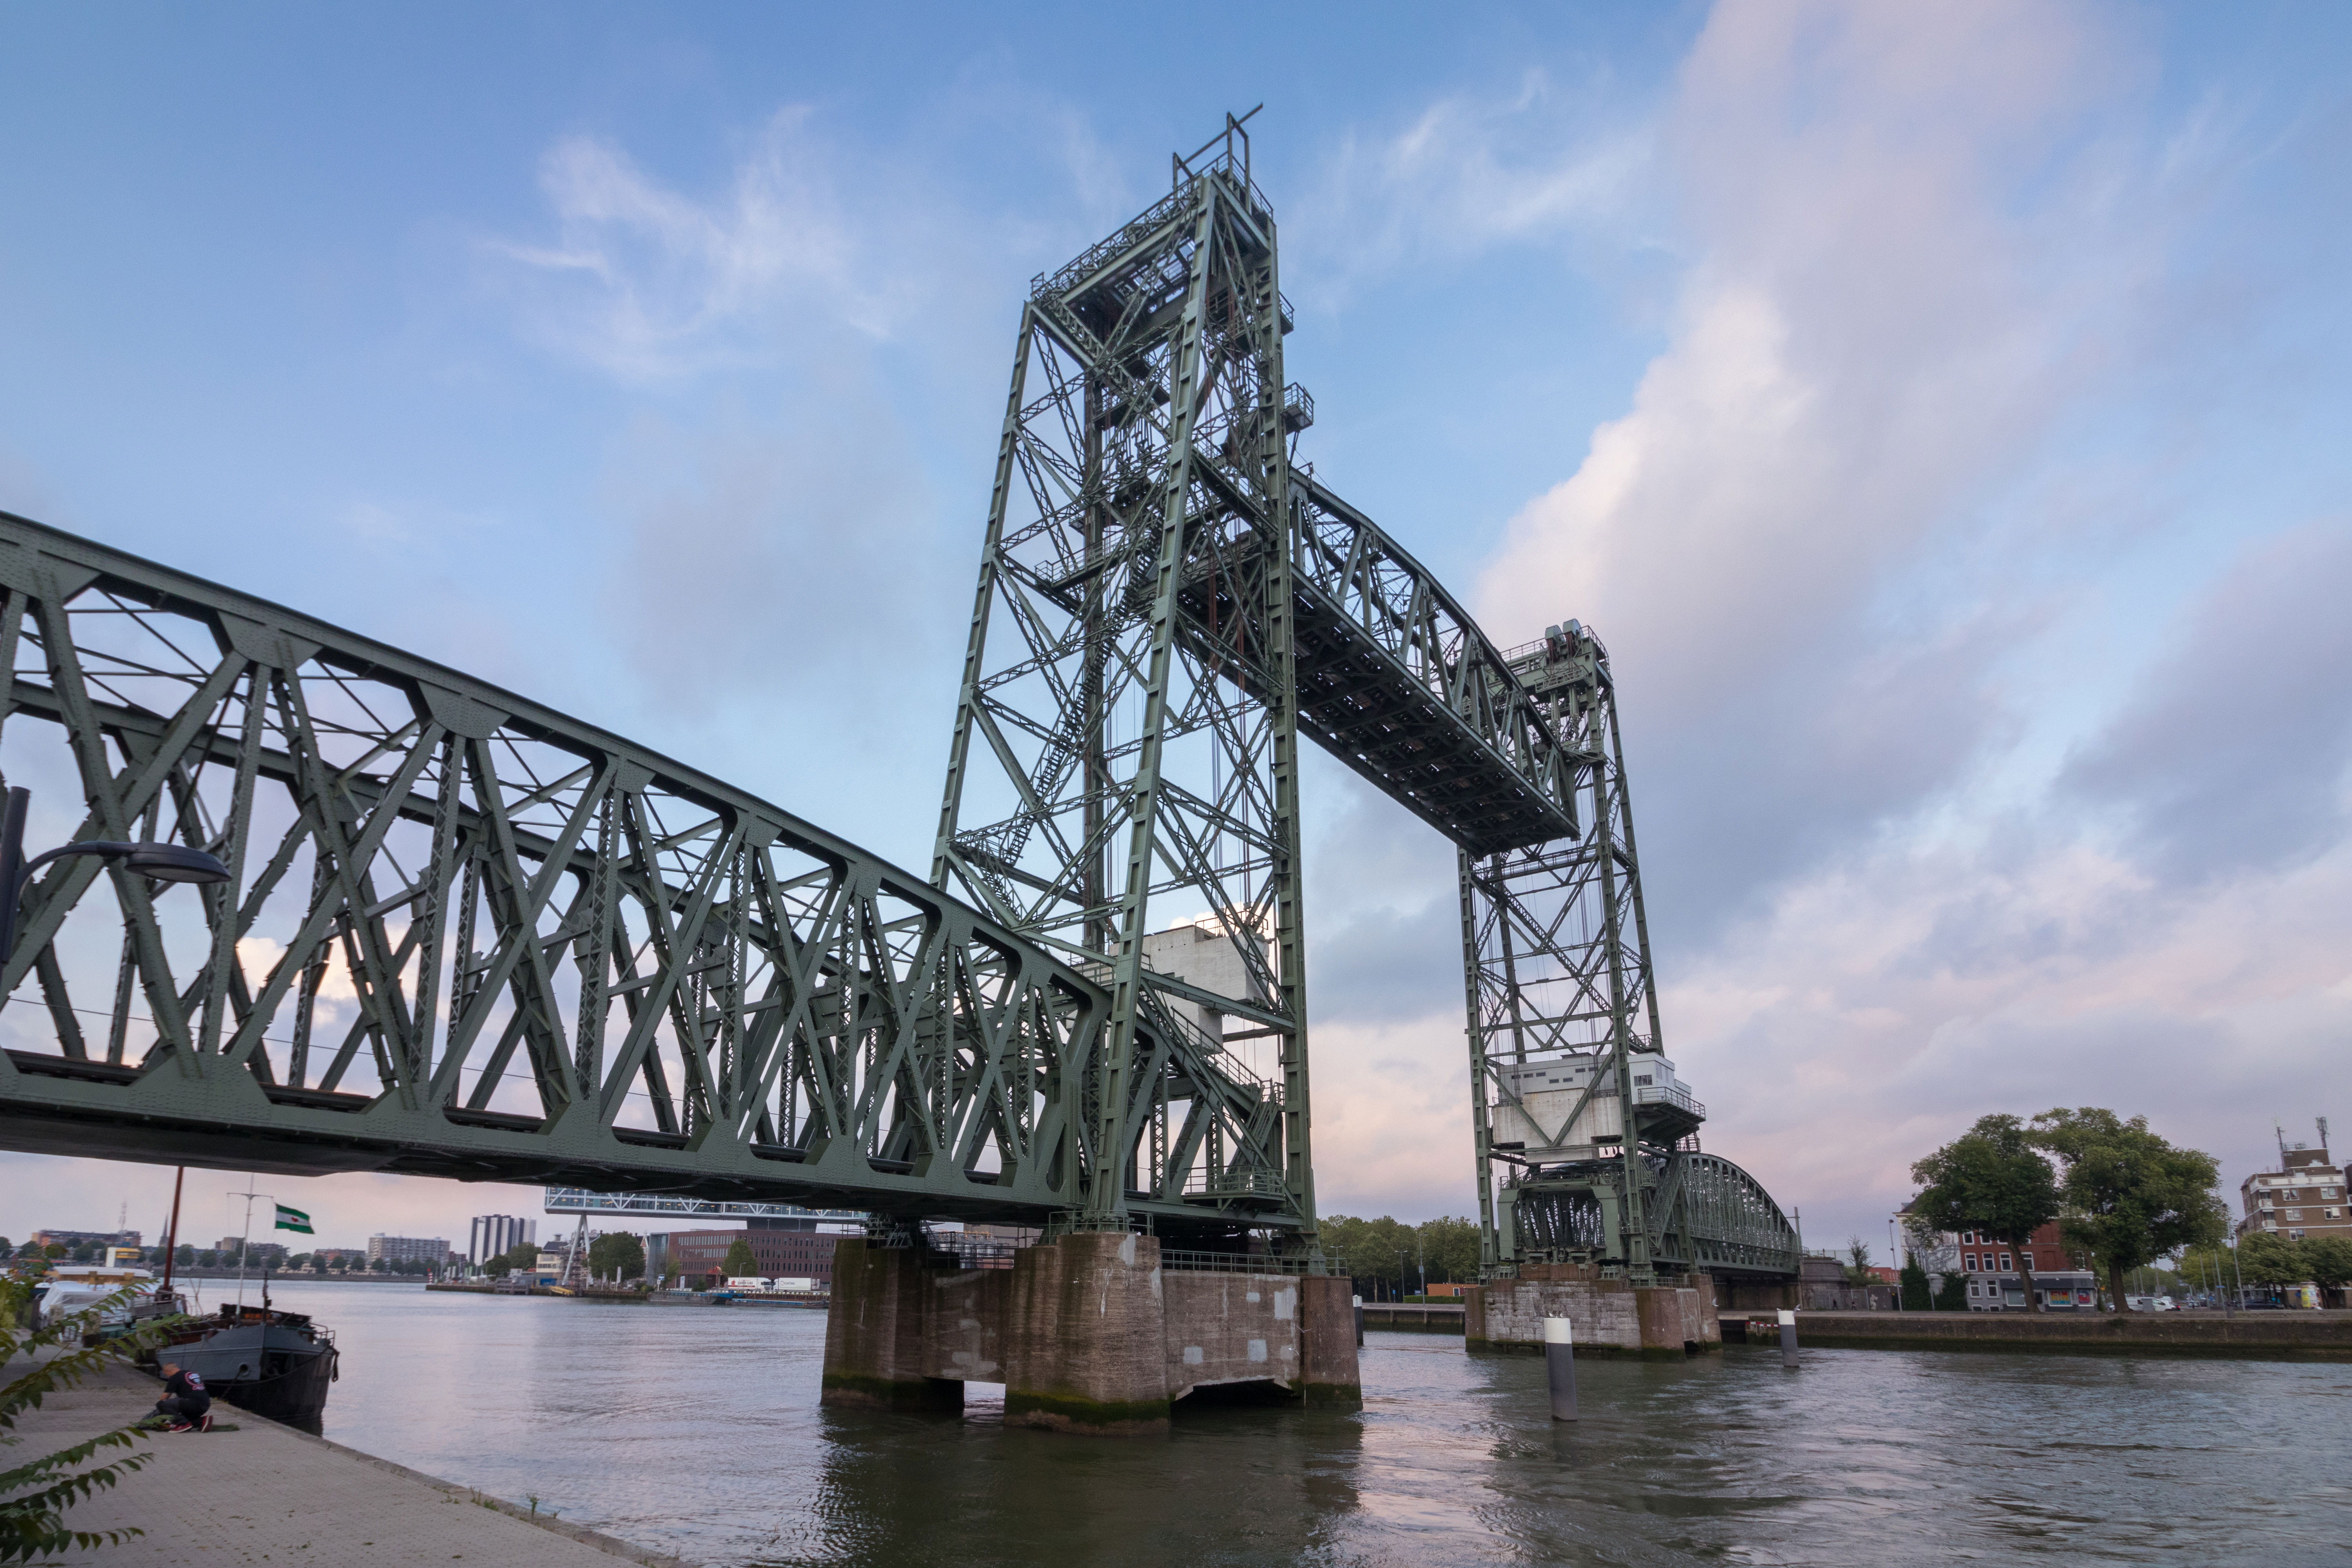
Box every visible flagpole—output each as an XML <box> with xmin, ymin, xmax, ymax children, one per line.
<box><xmin>160</xmin><ymin>1166</ymin><xmax>185</xmax><ymax>1303</ymax></box>
<box><xmin>230</xmin><ymin>1173</ymin><xmax>271</xmax><ymax>1310</ymax></box>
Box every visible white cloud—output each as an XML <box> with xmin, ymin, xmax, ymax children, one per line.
<box><xmin>485</xmin><ymin>110</ymin><xmax>905</xmax><ymax>382</ymax></box>
<box><xmin>1292</xmin><ymin>70</ymin><xmax>1653</xmax><ymax>303</ymax></box>
<box><xmin>1300</xmin><ymin>0</ymin><xmax>2352</xmax><ymax>1251</ymax></box>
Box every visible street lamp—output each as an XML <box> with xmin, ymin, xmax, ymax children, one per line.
<box><xmin>0</xmin><ymin>786</ymin><xmax>231</xmax><ymax>962</ymax></box>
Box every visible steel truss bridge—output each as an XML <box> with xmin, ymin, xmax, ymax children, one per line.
<box><xmin>0</xmin><ymin>115</ymin><xmax>1793</xmax><ymax>1283</ymax></box>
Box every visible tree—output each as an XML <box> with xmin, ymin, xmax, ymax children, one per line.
<box><xmin>1</xmin><ymin>1276</ymin><xmax>189</xmax><ymax>1557</ymax></box>
<box><xmin>173</xmin><ymin>1245</ymin><xmax>194</xmax><ymax>1269</ymax></box>
<box><xmin>2030</xmin><ymin>1108</ymin><xmax>2226</xmax><ymax>1312</ymax></box>
<box><xmin>1842</xmin><ymin>1238</ymin><xmax>1875</xmax><ymax>1287</ymax></box>
<box><xmin>1899</xmin><ymin>1258</ymin><xmax>1931</xmax><ymax>1310</ymax></box>
<box><xmin>1911</xmin><ymin>1114</ymin><xmax>2061</xmax><ymax>1312</ymax></box>
<box><xmin>1415</xmin><ymin>1217</ymin><xmax>1481</xmax><ymax>1287</ymax></box>
<box><xmin>2303</xmin><ymin>1236</ymin><xmax>2352</xmax><ymax>1293</ymax></box>
<box><xmin>2238</xmin><ymin>1232</ymin><xmax>2306</xmax><ymax>1289</ymax></box>
<box><xmin>720</xmin><ymin>1237</ymin><xmax>760</xmax><ymax>1279</ymax></box>
<box><xmin>588</xmin><ymin>1233</ymin><xmax>646</xmax><ymax>1283</ymax></box>
<box><xmin>488</xmin><ymin>1242</ymin><xmax>539</xmax><ymax>1278</ymax></box>
<box><xmin>1933</xmin><ymin>1271</ymin><xmax>1967</xmax><ymax>1311</ymax></box>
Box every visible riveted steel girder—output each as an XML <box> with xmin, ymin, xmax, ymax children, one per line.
<box><xmin>932</xmin><ymin>124</ymin><xmax>1312</xmax><ymax>1242</ymax></box>
<box><xmin>0</xmin><ymin>509</ymin><xmax>1283</xmax><ymax>1230</ymax></box>
<box><xmin>1510</xmin><ymin>1152</ymin><xmax>1802</xmax><ymax>1279</ymax></box>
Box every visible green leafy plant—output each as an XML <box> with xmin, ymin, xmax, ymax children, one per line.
<box><xmin>720</xmin><ymin>1237</ymin><xmax>760</xmax><ymax>1279</ymax></box>
<box><xmin>1898</xmin><ymin>1257</ymin><xmax>1931</xmax><ymax>1310</ymax></box>
<box><xmin>1911</xmin><ymin>1114</ymin><xmax>2060</xmax><ymax>1312</ymax></box>
<box><xmin>1</xmin><ymin>1279</ymin><xmax>188</xmax><ymax>1561</ymax></box>
<box><xmin>2030</xmin><ymin>1108</ymin><xmax>2225</xmax><ymax>1312</ymax></box>
<box><xmin>586</xmin><ymin>1233</ymin><xmax>645</xmax><ymax>1283</ymax></box>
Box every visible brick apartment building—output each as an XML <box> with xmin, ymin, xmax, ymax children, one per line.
<box><xmin>654</xmin><ymin>1218</ymin><xmax>840</xmax><ymax>1287</ymax></box>
<box><xmin>2234</xmin><ymin>1126</ymin><xmax>2347</xmax><ymax>1244</ymax></box>
<box><xmin>1949</xmin><ymin>1220</ymin><xmax>2096</xmax><ymax>1309</ymax></box>
<box><xmin>1897</xmin><ymin>1204</ymin><xmax>2098</xmax><ymax>1309</ymax></box>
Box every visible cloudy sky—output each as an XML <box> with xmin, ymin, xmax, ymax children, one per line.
<box><xmin>2</xmin><ymin>2</ymin><xmax>2346</xmax><ymax>1264</ymax></box>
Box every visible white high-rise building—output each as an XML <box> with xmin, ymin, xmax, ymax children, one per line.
<box><xmin>367</xmin><ymin>1234</ymin><xmax>452</xmax><ymax>1266</ymax></box>
<box><xmin>468</xmin><ymin>1214</ymin><xmax>536</xmax><ymax>1265</ymax></box>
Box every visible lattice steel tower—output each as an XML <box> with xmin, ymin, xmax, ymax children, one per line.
<box><xmin>931</xmin><ymin>113</ymin><xmax>1318</xmax><ymax>1244</ymax></box>
<box><xmin>1463</xmin><ymin>625</ymin><xmax>1795</xmax><ymax>1285</ymax></box>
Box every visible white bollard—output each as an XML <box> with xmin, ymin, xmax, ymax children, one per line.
<box><xmin>1353</xmin><ymin>1294</ymin><xmax>1364</xmax><ymax>1346</ymax></box>
<box><xmin>1543</xmin><ymin>1315</ymin><xmax>1578</xmax><ymax>1421</ymax></box>
<box><xmin>1778</xmin><ymin>1307</ymin><xmax>1799</xmax><ymax>1369</ymax></box>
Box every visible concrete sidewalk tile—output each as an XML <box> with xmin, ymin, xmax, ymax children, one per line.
<box><xmin>5</xmin><ymin>1360</ymin><xmax>671</xmax><ymax>1566</ymax></box>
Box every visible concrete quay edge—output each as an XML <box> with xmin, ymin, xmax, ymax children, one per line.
<box><xmin>35</xmin><ymin>1359</ymin><xmax>689</xmax><ymax>1566</ymax></box>
<box><xmin>1739</xmin><ymin>1308</ymin><xmax>2352</xmax><ymax>1359</ymax></box>
<box><xmin>254</xmin><ymin>1403</ymin><xmax>689</xmax><ymax>1565</ymax></box>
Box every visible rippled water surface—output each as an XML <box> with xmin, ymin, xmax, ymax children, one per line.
<box><xmin>238</xmin><ymin>1281</ymin><xmax>2352</xmax><ymax>1566</ymax></box>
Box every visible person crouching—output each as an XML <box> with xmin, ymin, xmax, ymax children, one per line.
<box><xmin>154</xmin><ymin>1362</ymin><xmax>212</xmax><ymax>1432</ymax></box>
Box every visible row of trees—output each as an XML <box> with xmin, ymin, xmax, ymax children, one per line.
<box><xmin>1909</xmin><ymin>1108</ymin><xmax>2227</xmax><ymax>1312</ymax></box>
<box><xmin>1319</xmin><ymin>1214</ymin><xmax>1482</xmax><ymax>1297</ymax></box>
<box><xmin>1</xmin><ymin>1240</ymin><xmax>404</xmax><ymax>1273</ymax></box>
<box><xmin>475</xmin><ymin>1232</ymin><xmax>646</xmax><ymax>1282</ymax></box>
<box><xmin>2185</xmin><ymin>1232</ymin><xmax>2352</xmax><ymax>1292</ymax></box>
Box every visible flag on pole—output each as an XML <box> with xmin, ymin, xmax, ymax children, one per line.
<box><xmin>274</xmin><ymin>1204</ymin><xmax>313</xmax><ymax>1234</ymax></box>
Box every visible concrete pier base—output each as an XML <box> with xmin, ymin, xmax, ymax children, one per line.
<box><xmin>1465</xmin><ymin>1264</ymin><xmax>1722</xmax><ymax>1357</ymax></box>
<box><xmin>819</xmin><ymin>1241</ymin><xmax>970</xmax><ymax>1412</ymax></box>
<box><xmin>820</xmin><ymin>1234</ymin><xmax>1362</xmax><ymax>1434</ymax></box>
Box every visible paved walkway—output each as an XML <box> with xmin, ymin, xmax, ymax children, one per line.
<box><xmin>7</xmin><ymin>1359</ymin><xmax>676</xmax><ymax>1566</ymax></box>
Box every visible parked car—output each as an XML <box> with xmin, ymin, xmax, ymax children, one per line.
<box><xmin>2124</xmin><ymin>1294</ymin><xmax>2177</xmax><ymax>1311</ymax></box>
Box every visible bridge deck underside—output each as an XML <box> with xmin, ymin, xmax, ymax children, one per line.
<box><xmin>1177</xmin><ymin>565</ymin><xmax>1574</xmax><ymax>858</ymax></box>
<box><xmin>1290</xmin><ymin>583</ymin><xmax>1577</xmax><ymax>858</ymax></box>
<box><xmin>1</xmin><ymin>1048</ymin><xmax>1242</xmax><ymax>1229</ymax></box>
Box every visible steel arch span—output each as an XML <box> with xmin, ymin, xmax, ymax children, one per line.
<box><xmin>1508</xmin><ymin>1153</ymin><xmax>1802</xmax><ymax>1280</ymax></box>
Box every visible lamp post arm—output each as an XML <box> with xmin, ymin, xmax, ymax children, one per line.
<box><xmin>0</xmin><ymin>840</ymin><xmax>141</xmax><ymax>966</ymax></box>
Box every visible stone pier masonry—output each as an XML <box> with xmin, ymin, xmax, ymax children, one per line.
<box><xmin>822</xmin><ymin>1233</ymin><xmax>1361</xmax><ymax>1434</ymax></box>
<box><xmin>1465</xmin><ymin>1263</ymin><xmax>1723</xmax><ymax>1357</ymax></box>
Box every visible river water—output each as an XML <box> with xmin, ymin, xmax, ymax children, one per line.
<box><xmin>225</xmin><ymin>1280</ymin><xmax>2348</xmax><ymax>1566</ymax></box>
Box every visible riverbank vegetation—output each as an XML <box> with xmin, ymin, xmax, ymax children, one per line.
<box><xmin>1910</xmin><ymin>1107</ymin><xmax>2228</xmax><ymax>1311</ymax></box>
<box><xmin>1318</xmin><ymin>1216</ymin><xmax>1480</xmax><ymax>1298</ymax></box>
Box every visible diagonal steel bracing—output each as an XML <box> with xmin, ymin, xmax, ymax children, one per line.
<box><xmin>933</xmin><ymin>117</ymin><xmax>1313</xmax><ymax>1243</ymax></box>
<box><xmin>0</xmin><ymin>508</ymin><xmax>1230</xmax><ymax>1228</ymax></box>
<box><xmin>1458</xmin><ymin>624</ymin><xmax>1797</xmax><ymax>1282</ymax></box>
<box><xmin>0</xmin><ymin>121</ymin><xmax>1792</xmax><ymax>1276</ymax></box>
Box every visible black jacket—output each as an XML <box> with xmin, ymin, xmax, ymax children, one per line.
<box><xmin>163</xmin><ymin>1369</ymin><xmax>211</xmax><ymax>1412</ymax></box>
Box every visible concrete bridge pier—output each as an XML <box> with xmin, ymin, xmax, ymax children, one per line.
<box><xmin>1464</xmin><ymin>1263</ymin><xmax>1724</xmax><ymax>1357</ymax></box>
<box><xmin>820</xmin><ymin>1233</ymin><xmax>1362</xmax><ymax>1435</ymax></box>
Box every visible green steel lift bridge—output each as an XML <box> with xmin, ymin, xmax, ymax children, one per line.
<box><xmin>0</xmin><ymin>115</ymin><xmax>1795</xmax><ymax>1284</ymax></box>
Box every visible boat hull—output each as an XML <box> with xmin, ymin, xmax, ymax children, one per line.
<box><xmin>158</xmin><ymin>1314</ymin><xmax>339</xmax><ymax>1431</ymax></box>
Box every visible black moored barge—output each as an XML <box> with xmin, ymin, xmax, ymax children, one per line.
<box><xmin>149</xmin><ymin>1301</ymin><xmax>339</xmax><ymax>1429</ymax></box>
